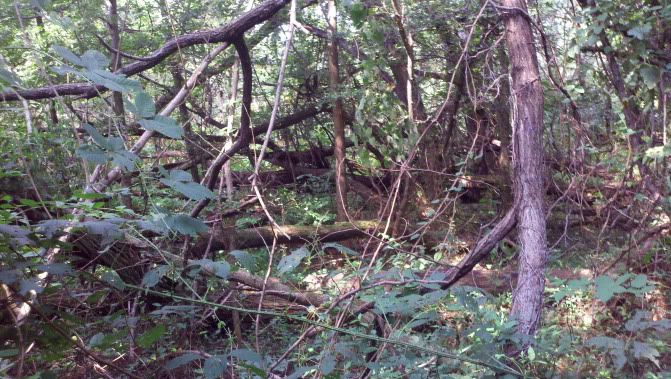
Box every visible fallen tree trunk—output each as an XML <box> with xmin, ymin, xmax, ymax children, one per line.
<box><xmin>191</xmin><ymin>220</ymin><xmax>378</xmax><ymax>254</ymax></box>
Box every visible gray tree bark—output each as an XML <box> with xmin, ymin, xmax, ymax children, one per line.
<box><xmin>501</xmin><ymin>0</ymin><xmax>549</xmax><ymax>344</ymax></box>
<box><xmin>327</xmin><ymin>0</ymin><xmax>349</xmax><ymax>221</ymax></box>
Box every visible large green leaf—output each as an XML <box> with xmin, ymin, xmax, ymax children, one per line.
<box><xmin>277</xmin><ymin>246</ymin><xmax>309</xmax><ymax>275</ymax></box>
<box><xmin>594</xmin><ymin>275</ymin><xmax>626</xmax><ymax>302</ymax></box>
<box><xmin>82</xmin><ymin>69</ymin><xmax>139</xmax><ymax>93</ymax></box>
<box><xmin>138</xmin><ymin>116</ymin><xmax>183</xmax><ymax>139</ymax></box>
<box><xmin>632</xmin><ymin>341</ymin><xmax>660</xmax><ymax>367</ymax></box>
<box><xmin>160</xmin><ymin>170</ymin><xmax>214</xmax><ymax>201</ymax></box>
<box><xmin>137</xmin><ymin>324</ymin><xmax>166</xmax><ymax>348</ymax></box>
<box><xmin>639</xmin><ymin>66</ymin><xmax>661</xmax><ymax>89</ymax></box>
<box><xmin>159</xmin><ymin>214</ymin><xmax>208</xmax><ymax>236</ymax></box>
<box><xmin>80</xmin><ymin>50</ymin><xmax>109</xmax><ymax>70</ymax></box>
<box><xmin>141</xmin><ymin>265</ymin><xmax>169</xmax><ymax>288</ymax></box>
<box><xmin>229</xmin><ymin>349</ymin><xmax>263</xmax><ymax>365</ymax></box>
<box><xmin>126</xmin><ymin>91</ymin><xmax>156</xmax><ymax>118</ymax></box>
<box><xmin>627</xmin><ymin>24</ymin><xmax>652</xmax><ymax>39</ymax></box>
<box><xmin>77</xmin><ymin>125</ymin><xmax>138</xmax><ymax>170</ymax></box>
<box><xmin>53</xmin><ymin>45</ymin><xmax>83</xmax><ymax>66</ymax></box>
<box><xmin>588</xmin><ymin>336</ymin><xmax>626</xmax><ymax>370</ymax></box>
<box><xmin>165</xmin><ymin>352</ymin><xmax>201</xmax><ymax>370</ymax></box>
<box><xmin>203</xmin><ymin>355</ymin><xmax>227</xmax><ymax>379</ymax></box>
<box><xmin>230</xmin><ymin>250</ymin><xmax>257</xmax><ymax>270</ymax></box>
<box><xmin>76</xmin><ymin>144</ymin><xmax>109</xmax><ymax>165</ymax></box>
<box><xmin>190</xmin><ymin>259</ymin><xmax>230</xmax><ymax>279</ymax></box>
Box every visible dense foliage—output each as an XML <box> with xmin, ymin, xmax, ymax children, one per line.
<box><xmin>0</xmin><ymin>0</ymin><xmax>669</xmax><ymax>377</ymax></box>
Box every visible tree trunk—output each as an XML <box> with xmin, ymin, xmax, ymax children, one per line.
<box><xmin>223</xmin><ymin>57</ymin><xmax>240</xmax><ymax>200</ymax></box>
<box><xmin>327</xmin><ymin>0</ymin><xmax>348</xmax><ymax>221</ymax></box>
<box><xmin>501</xmin><ymin>0</ymin><xmax>548</xmax><ymax>345</ymax></box>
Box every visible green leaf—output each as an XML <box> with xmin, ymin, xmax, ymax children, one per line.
<box><xmin>161</xmin><ymin>214</ymin><xmax>208</xmax><ymax>236</ymax></box>
<box><xmin>141</xmin><ymin>265</ymin><xmax>169</xmax><ymax>288</ymax></box>
<box><xmin>160</xmin><ymin>170</ymin><xmax>214</xmax><ymax>201</ymax></box>
<box><xmin>588</xmin><ymin>336</ymin><xmax>626</xmax><ymax>370</ymax></box>
<box><xmin>632</xmin><ymin>341</ymin><xmax>660</xmax><ymax>367</ymax></box>
<box><xmin>137</xmin><ymin>324</ymin><xmax>166</xmax><ymax>349</ymax></box>
<box><xmin>235</xmin><ymin>216</ymin><xmax>261</xmax><ymax>229</ymax></box>
<box><xmin>80</xmin><ymin>220</ymin><xmax>124</xmax><ymax>245</ymax></box>
<box><xmin>165</xmin><ymin>352</ymin><xmax>201</xmax><ymax>370</ymax></box>
<box><xmin>76</xmin><ymin>144</ymin><xmax>109</xmax><ymax>165</ymax></box>
<box><xmin>89</xmin><ymin>332</ymin><xmax>106</xmax><ymax>348</ymax></box>
<box><xmin>77</xmin><ymin>125</ymin><xmax>138</xmax><ymax>170</ymax></box>
<box><xmin>320</xmin><ymin>351</ymin><xmax>336</xmax><ymax>375</ymax></box>
<box><xmin>644</xmin><ymin>145</ymin><xmax>671</xmax><ymax>159</ymax></box>
<box><xmin>191</xmin><ymin>259</ymin><xmax>230</xmax><ymax>279</ymax></box>
<box><xmin>81</xmin><ymin>124</ymin><xmax>108</xmax><ymax>146</ymax></box>
<box><xmin>138</xmin><ymin>116</ymin><xmax>183</xmax><ymax>139</ymax></box>
<box><xmin>30</xmin><ymin>0</ymin><xmax>52</xmax><ymax>10</ymax></box>
<box><xmin>527</xmin><ymin>346</ymin><xmax>536</xmax><ymax>361</ymax></box>
<box><xmin>594</xmin><ymin>275</ymin><xmax>625</xmax><ymax>302</ymax></box>
<box><xmin>0</xmin><ymin>224</ymin><xmax>33</xmax><ymax>247</ymax></box>
<box><xmin>630</xmin><ymin>274</ymin><xmax>648</xmax><ymax>288</ymax></box>
<box><xmin>349</xmin><ymin>3</ymin><xmax>367</xmax><ymax>27</ymax></box>
<box><xmin>0</xmin><ymin>63</ymin><xmax>20</xmax><ymax>86</ymax></box>
<box><xmin>277</xmin><ymin>246</ymin><xmax>309</xmax><ymax>275</ymax></box>
<box><xmin>127</xmin><ymin>92</ymin><xmax>156</xmax><ymax>118</ymax></box>
<box><xmin>229</xmin><ymin>349</ymin><xmax>263</xmax><ymax>365</ymax></box>
<box><xmin>82</xmin><ymin>69</ymin><xmax>140</xmax><ymax>92</ymax></box>
<box><xmin>80</xmin><ymin>50</ymin><xmax>109</xmax><ymax>70</ymax></box>
<box><xmin>230</xmin><ymin>250</ymin><xmax>257</xmax><ymax>270</ymax></box>
<box><xmin>238</xmin><ymin>363</ymin><xmax>267</xmax><ymax>377</ymax></box>
<box><xmin>53</xmin><ymin>45</ymin><xmax>82</xmax><ymax>66</ymax></box>
<box><xmin>203</xmin><ymin>355</ymin><xmax>227</xmax><ymax>379</ymax></box>
<box><xmin>639</xmin><ymin>66</ymin><xmax>661</xmax><ymax>89</ymax></box>
<box><xmin>101</xmin><ymin>271</ymin><xmax>126</xmax><ymax>290</ymax></box>
<box><xmin>627</xmin><ymin>24</ymin><xmax>652</xmax><ymax>39</ymax></box>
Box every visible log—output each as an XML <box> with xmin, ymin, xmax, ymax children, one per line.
<box><xmin>191</xmin><ymin>220</ymin><xmax>378</xmax><ymax>254</ymax></box>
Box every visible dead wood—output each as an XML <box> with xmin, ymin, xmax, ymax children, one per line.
<box><xmin>191</xmin><ymin>220</ymin><xmax>379</xmax><ymax>254</ymax></box>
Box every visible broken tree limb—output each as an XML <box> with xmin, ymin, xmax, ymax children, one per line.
<box><xmin>440</xmin><ymin>206</ymin><xmax>518</xmax><ymax>289</ymax></box>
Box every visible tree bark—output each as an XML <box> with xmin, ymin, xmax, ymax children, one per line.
<box><xmin>223</xmin><ymin>58</ymin><xmax>240</xmax><ymax>200</ymax></box>
<box><xmin>501</xmin><ymin>0</ymin><xmax>548</xmax><ymax>344</ymax></box>
<box><xmin>327</xmin><ymin>0</ymin><xmax>348</xmax><ymax>221</ymax></box>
